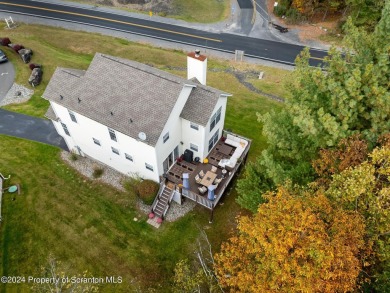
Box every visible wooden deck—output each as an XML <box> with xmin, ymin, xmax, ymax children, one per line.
<box><xmin>165</xmin><ymin>131</ymin><xmax>252</xmax><ymax>212</ymax></box>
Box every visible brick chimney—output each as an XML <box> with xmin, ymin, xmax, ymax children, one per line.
<box><xmin>187</xmin><ymin>49</ymin><xmax>207</xmax><ymax>85</ymax></box>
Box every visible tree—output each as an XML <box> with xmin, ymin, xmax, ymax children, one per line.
<box><xmin>216</xmin><ymin>187</ymin><xmax>369</xmax><ymax>292</ymax></box>
<box><xmin>31</xmin><ymin>255</ymin><xmax>99</xmax><ymax>293</ymax></box>
<box><xmin>173</xmin><ymin>230</ymin><xmax>223</xmax><ymax>293</ymax></box>
<box><xmin>236</xmin><ymin>2</ymin><xmax>390</xmax><ymax>211</ymax></box>
<box><xmin>326</xmin><ymin>145</ymin><xmax>390</xmax><ymax>291</ymax></box>
<box><xmin>236</xmin><ymin>158</ymin><xmax>273</xmax><ymax>213</ymax></box>
<box><xmin>312</xmin><ymin>134</ymin><xmax>368</xmax><ymax>186</ymax></box>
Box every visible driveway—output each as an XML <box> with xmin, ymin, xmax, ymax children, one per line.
<box><xmin>0</xmin><ymin>59</ymin><xmax>15</xmax><ymax>102</ymax></box>
<box><xmin>0</xmin><ymin>109</ymin><xmax>68</xmax><ymax>150</ymax></box>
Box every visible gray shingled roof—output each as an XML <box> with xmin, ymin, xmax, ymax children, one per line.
<box><xmin>181</xmin><ymin>87</ymin><xmax>223</xmax><ymax>126</ymax></box>
<box><xmin>43</xmin><ymin>53</ymin><xmax>228</xmax><ymax>146</ymax></box>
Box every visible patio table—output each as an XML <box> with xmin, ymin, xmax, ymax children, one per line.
<box><xmin>200</xmin><ymin>171</ymin><xmax>217</xmax><ymax>187</ymax></box>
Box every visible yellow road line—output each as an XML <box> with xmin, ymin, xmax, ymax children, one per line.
<box><xmin>309</xmin><ymin>56</ymin><xmax>325</xmax><ymax>61</ymax></box>
<box><xmin>0</xmin><ymin>2</ymin><xmax>222</xmax><ymax>43</ymax></box>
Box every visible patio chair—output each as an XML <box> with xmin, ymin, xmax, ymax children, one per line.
<box><xmin>199</xmin><ymin>170</ymin><xmax>205</xmax><ymax>178</ymax></box>
<box><xmin>195</xmin><ymin>174</ymin><xmax>202</xmax><ymax>184</ymax></box>
<box><xmin>198</xmin><ymin>186</ymin><xmax>207</xmax><ymax>194</ymax></box>
<box><xmin>213</xmin><ymin>177</ymin><xmax>222</xmax><ymax>185</ymax></box>
<box><xmin>211</xmin><ymin>166</ymin><xmax>218</xmax><ymax>173</ymax></box>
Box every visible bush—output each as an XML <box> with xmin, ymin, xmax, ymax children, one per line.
<box><xmin>0</xmin><ymin>37</ymin><xmax>11</xmax><ymax>46</ymax></box>
<box><xmin>274</xmin><ymin>5</ymin><xmax>288</xmax><ymax>17</ymax></box>
<box><xmin>69</xmin><ymin>151</ymin><xmax>78</xmax><ymax>161</ymax></box>
<box><xmin>92</xmin><ymin>166</ymin><xmax>104</xmax><ymax>178</ymax></box>
<box><xmin>137</xmin><ymin>179</ymin><xmax>159</xmax><ymax>205</ymax></box>
<box><xmin>13</xmin><ymin>44</ymin><xmax>24</xmax><ymax>52</ymax></box>
<box><xmin>29</xmin><ymin>63</ymin><xmax>42</xmax><ymax>71</ymax></box>
<box><xmin>285</xmin><ymin>8</ymin><xmax>305</xmax><ymax>24</ymax></box>
<box><xmin>122</xmin><ymin>174</ymin><xmax>142</xmax><ymax>193</ymax></box>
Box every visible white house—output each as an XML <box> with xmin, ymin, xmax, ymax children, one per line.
<box><xmin>43</xmin><ymin>51</ymin><xmax>231</xmax><ymax>182</ymax></box>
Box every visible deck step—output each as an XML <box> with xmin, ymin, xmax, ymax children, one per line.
<box><xmin>152</xmin><ymin>186</ymin><xmax>174</xmax><ymax>219</ymax></box>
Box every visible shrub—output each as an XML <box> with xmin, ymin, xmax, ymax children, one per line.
<box><xmin>69</xmin><ymin>151</ymin><xmax>78</xmax><ymax>161</ymax></box>
<box><xmin>274</xmin><ymin>5</ymin><xmax>288</xmax><ymax>17</ymax></box>
<box><xmin>285</xmin><ymin>8</ymin><xmax>305</xmax><ymax>24</ymax></box>
<box><xmin>122</xmin><ymin>174</ymin><xmax>142</xmax><ymax>193</ymax></box>
<box><xmin>92</xmin><ymin>166</ymin><xmax>104</xmax><ymax>178</ymax></box>
<box><xmin>0</xmin><ymin>37</ymin><xmax>10</xmax><ymax>46</ymax></box>
<box><xmin>137</xmin><ymin>179</ymin><xmax>159</xmax><ymax>205</ymax></box>
<box><xmin>13</xmin><ymin>44</ymin><xmax>24</xmax><ymax>52</ymax></box>
<box><xmin>29</xmin><ymin>63</ymin><xmax>42</xmax><ymax>71</ymax></box>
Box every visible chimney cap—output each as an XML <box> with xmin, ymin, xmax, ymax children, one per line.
<box><xmin>187</xmin><ymin>51</ymin><xmax>207</xmax><ymax>61</ymax></box>
<box><xmin>195</xmin><ymin>49</ymin><xmax>200</xmax><ymax>56</ymax></box>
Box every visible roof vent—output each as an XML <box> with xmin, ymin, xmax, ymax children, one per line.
<box><xmin>60</xmin><ymin>95</ymin><xmax>64</xmax><ymax>100</ymax></box>
<box><xmin>138</xmin><ymin>132</ymin><xmax>147</xmax><ymax>141</ymax></box>
<box><xmin>110</xmin><ymin>111</ymin><xmax>114</xmax><ymax>116</ymax></box>
<box><xmin>78</xmin><ymin>98</ymin><xmax>81</xmax><ymax>103</ymax></box>
<box><xmin>195</xmin><ymin>49</ymin><xmax>200</xmax><ymax>57</ymax></box>
<box><xmin>130</xmin><ymin>118</ymin><xmax>133</xmax><ymax>123</ymax></box>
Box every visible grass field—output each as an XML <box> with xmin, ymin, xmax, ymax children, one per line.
<box><xmin>0</xmin><ymin>24</ymin><xmax>286</xmax><ymax>291</ymax></box>
<box><xmin>67</xmin><ymin>0</ymin><xmax>229</xmax><ymax>23</ymax></box>
<box><xmin>170</xmin><ymin>0</ymin><xmax>229</xmax><ymax>23</ymax></box>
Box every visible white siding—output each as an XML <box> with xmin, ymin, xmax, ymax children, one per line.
<box><xmin>50</xmin><ymin>101</ymin><xmax>159</xmax><ymax>181</ymax></box>
<box><xmin>181</xmin><ymin>119</ymin><xmax>206</xmax><ymax>160</ymax></box>
<box><xmin>154</xmin><ymin>85</ymin><xmax>194</xmax><ymax>175</ymax></box>
<box><xmin>203</xmin><ymin>96</ymin><xmax>228</xmax><ymax>155</ymax></box>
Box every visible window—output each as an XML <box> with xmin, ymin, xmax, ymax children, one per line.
<box><xmin>190</xmin><ymin>122</ymin><xmax>199</xmax><ymax>130</ymax></box>
<box><xmin>125</xmin><ymin>153</ymin><xmax>133</xmax><ymax>162</ymax></box>
<box><xmin>163</xmin><ymin>132</ymin><xmax>169</xmax><ymax>143</ymax></box>
<box><xmin>208</xmin><ymin>129</ymin><xmax>219</xmax><ymax>152</ymax></box>
<box><xmin>209</xmin><ymin>106</ymin><xmax>222</xmax><ymax>132</ymax></box>
<box><xmin>61</xmin><ymin>123</ymin><xmax>70</xmax><ymax>136</ymax></box>
<box><xmin>68</xmin><ymin>110</ymin><xmax>77</xmax><ymax>123</ymax></box>
<box><xmin>190</xmin><ymin>143</ymin><xmax>198</xmax><ymax>152</ymax></box>
<box><xmin>108</xmin><ymin>128</ymin><xmax>117</xmax><ymax>142</ymax></box>
<box><xmin>216</xmin><ymin>107</ymin><xmax>222</xmax><ymax>124</ymax></box>
<box><xmin>145</xmin><ymin>163</ymin><xmax>154</xmax><ymax>171</ymax></box>
<box><xmin>111</xmin><ymin>147</ymin><xmax>120</xmax><ymax>155</ymax></box>
<box><xmin>93</xmin><ymin>138</ymin><xmax>101</xmax><ymax>146</ymax></box>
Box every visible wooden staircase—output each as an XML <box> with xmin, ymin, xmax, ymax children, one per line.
<box><xmin>152</xmin><ymin>185</ymin><xmax>173</xmax><ymax>219</ymax></box>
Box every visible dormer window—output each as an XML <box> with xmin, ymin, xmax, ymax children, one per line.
<box><xmin>68</xmin><ymin>110</ymin><xmax>77</xmax><ymax>123</ymax></box>
<box><xmin>163</xmin><ymin>132</ymin><xmax>169</xmax><ymax>143</ymax></box>
<box><xmin>108</xmin><ymin>128</ymin><xmax>117</xmax><ymax>142</ymax></box>
<box><xmin>210</xmin><ymin>106</ymin><xmax>222</xmax><ymax>132</ymax></box>
<box><xmin>190</xmin><ymin>122</ymin><xmax>199</xmax><ymax>130</ymax></box>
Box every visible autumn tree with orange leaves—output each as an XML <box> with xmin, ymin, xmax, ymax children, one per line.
<box><xmin>215</xmin><ymin>187</ymin><xmax>370</xmax><ymax>293</ymax></box>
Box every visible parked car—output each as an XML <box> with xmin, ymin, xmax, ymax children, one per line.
<box><xmin>0</xmin><ymin>49</ymin><xmax>7</xmax><ymax>63</ymax></box>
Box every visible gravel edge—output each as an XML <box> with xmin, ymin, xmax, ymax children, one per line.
<box><xmin>0</xmin><ymin>83</ymin><xmax>34</xmax><ymax>107</ymax></box>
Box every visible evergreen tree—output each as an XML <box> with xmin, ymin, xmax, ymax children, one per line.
<box><xmin>236</xmin><ymin>2</ymin><xmax>390</xmax><ymax>211</ymax></box>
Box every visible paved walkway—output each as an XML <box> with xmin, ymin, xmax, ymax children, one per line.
<box><xmin>0</xmin><ymin>60</ymin><xmax>15</xmax><ymax>102</ymax></box>
<box><xmin>0</xmin><ymin>109</ymin><xmax>68</xmax><ymax>150</ymax></box>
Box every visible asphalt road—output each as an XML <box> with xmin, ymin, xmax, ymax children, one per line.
<box><xmin>0</xmin><ymin>59</ymin><xmax>15</xmax><ymax>101</ymax></box>
<box><xmin>0</xmin><ymin>109</ymin><xmax>68</xmax><ymax>149</ymax></box>
<box><xmin>0</xmin><ymin>0</ymin><xmax>327</xmax><ymax>66</ymax></box>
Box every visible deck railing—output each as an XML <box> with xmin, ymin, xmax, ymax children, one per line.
<box><xmin>212</xmin><ymin>136</ymin><xmax>251</xmax><ymax>204</ymax></box>
<box><xmin>151</xmin><ymin>180</ymin><xmax>166</xmax><ymax>212</ymax></box>
<box><xmin>176</xmin><ymin>130</ymin><xmax>252</xmax><ymax>210</ymax></box>
<box><xmin>182</xmin><ymin>189</ymin><xmax>214</xmax><ymax>210</ymax></box>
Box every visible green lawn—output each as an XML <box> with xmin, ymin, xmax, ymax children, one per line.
<box><xmin>170</xmin><ymin>0</ymin><xmax>229</xmax><ymax>23</ymax></box>
<box><xmin>66</xmin><ymin>0</ymin><xmax>229</xmax><ymax>23</ymax></box>
<box><xmin>0</xmin><ymin>24</ymin><xmax>285</xmax><ymax>291</ymax></box>
<box><xmin>0</xmin><ymin>136</ymin><xmax>250</xmax><ymax>292</ymax></box>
